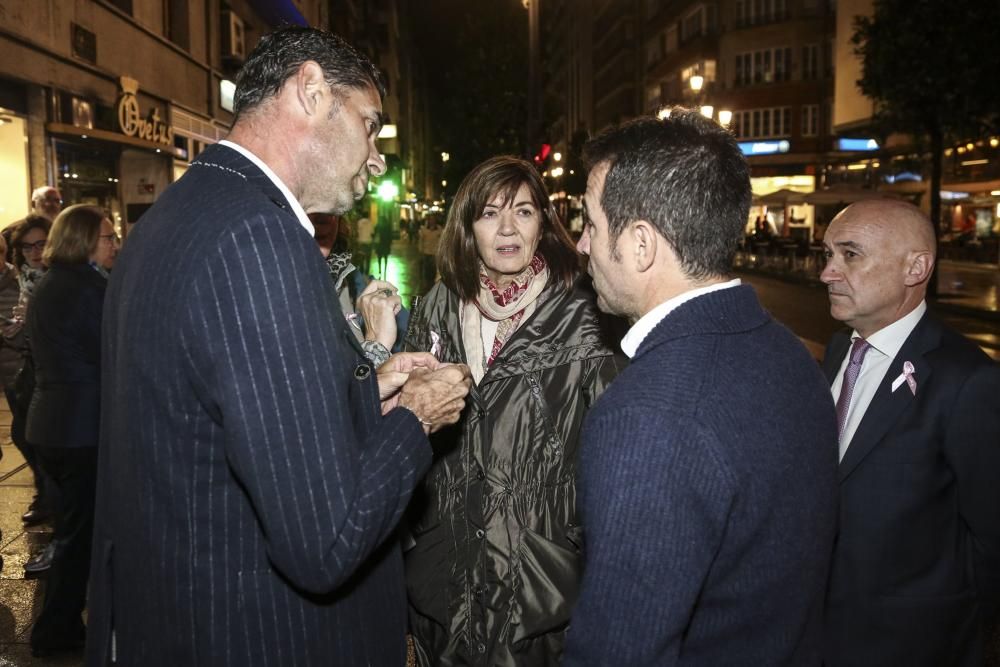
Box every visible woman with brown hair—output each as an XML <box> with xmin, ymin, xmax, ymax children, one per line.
<box><xmin>403</xmin><ymin>156</ymin><xmax>622</xmax><ymax>666</ymax></box>
<box><xmin>25</xmin><ymin>204</ymin><xmax>117</xmax><ymax>657</ymax></box>
<box><xmin>8</xmin><ymin>215</ymin><xmax>54</xmax><ymax>544</ymax></box>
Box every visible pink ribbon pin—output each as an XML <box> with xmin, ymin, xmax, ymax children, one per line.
<box><xmin>891</xmin><ymin>361</ymin><xmax>917</xmax><ymax>395</ymax></box>
<box><xmin>430</xmin><ymin>330</ymin><xmax>442</xmax><ymax>360</ymax></box>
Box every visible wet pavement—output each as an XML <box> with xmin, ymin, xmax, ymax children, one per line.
<box><xmin>0</xmin><ymin>407</ymin><xmax>79</xmax><ymax>666</ymax></box>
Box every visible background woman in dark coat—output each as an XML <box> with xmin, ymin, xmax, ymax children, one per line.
<box><xmin>404</xmin><ymin>156</ymin><xmax>622</xmax><ymax>666</ymax></box>
<box><xmin>8</xmin><ymin>215</ymin><xmax>52</xmax><ymax>537</ymax></box>
<box><xmin>25</xmin><ymin>204</ymin><xmax>117</xmax><ymax>657</ymax></box>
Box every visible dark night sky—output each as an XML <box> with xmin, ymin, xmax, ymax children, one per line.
<box><xmin>408</xmin><ymin>0</ymin><xmax>532</xmax><ymax>189</ymax></box>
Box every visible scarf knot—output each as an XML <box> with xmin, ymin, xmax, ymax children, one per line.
<box><xmin>462</xmin><ymin>253</ymin><xmax>549</xmax><ymax>382</ymax></box>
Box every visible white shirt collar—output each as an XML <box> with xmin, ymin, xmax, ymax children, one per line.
<box><xmin>620</xmin><ymin>279</ymin><xmax>742</xmax><ymax>358</ymax></box>
<box><xmin>219</xmin><ymin>140</ymin><xmax>314</xmax><ymax>236</ymax></box>
<box><xmin>852</xmin><ymin>300</ymin><xmax>927</xmax><ymax>358</ymax></box>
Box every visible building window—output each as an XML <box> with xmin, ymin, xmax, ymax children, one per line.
<box><xmin>735</xmin><ymin>0</ymin><xmax>788</xmax><ymax>28</ymax></box>
<box><xmin>165</xmin><ymin>0</ymin><xmax>190</xmax><ymax>50</ymax></box>
<box><xmin>732</xmin><ymin>107</ymin><xmax>793</xmax><ymax>139</ymax></box>
<box><xmin>802</xmin><ymin>44</ymin><xmax>819</xmax><ymax>80</ymax></box>
<box><xmin>646</xmin><ymin>83</ymin><xmax>662</xmax><ymax>112</ymax></box>
<box><xmin>107</xmin><ymin>0</ymin><xmax>133</xmax><ymax>14</ymax></box>
<box><xmin>801</xmin><ymin>105</ymin><xmax>820</xmax><ymax>137</ymax></box>
<box><xmin>645</xmin><ymin>33</ymin><xmax>665</xmax><ymax>67</ymax></box>
<box><xmin>665</xmin><ymin>26</ymin><xmax>678</xmax><ymax>53</ymax></box>
<box><xmin>735</xmin><ymin>47</ymin><xmax>792</xmax><ymax>85</ymax></box>
<box><xmin>681</xmin><ymin>5</ymin><xmax>710</xmax><ymax>42</ymax></box>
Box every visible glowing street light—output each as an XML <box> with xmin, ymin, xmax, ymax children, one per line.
<box><xmin>689</xmin><ymin>75</ymin><xmax>704</xmax><ymax>92</ymax></box>
<box><xmin>553</xmin><ymin>152</ymin><xmax>562</xmax><ymax>162</ymax></box>
<box><xmin>717</xmin><ymin>109</ymin><xmax>733</xmax><ymax>127</ymax></box>
<box><xmin>699</xmin><ymin>105</ymin><xmax>714</xmax><ymax>119</ymax></box>
<box><xmin>441</xmin><ymin>151</ymin><xmax>450</xmax><ymax>162</ymax></box>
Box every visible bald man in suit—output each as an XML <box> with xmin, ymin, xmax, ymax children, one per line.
<box><xmin>820</xmin><ymin>200</ymin><xmax>1000</xmax><ymax>666</ymax></box>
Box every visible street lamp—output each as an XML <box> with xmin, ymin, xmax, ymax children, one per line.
<box><xmin>718</xmin><ymin>109</ymin><xmax>733</xmax><ymax>127</ymax></box>
<box><xmin>441</xmin><ymin>152</ymin><xmax>450</xmax><ymax>162</ymax></box>
<box><xmin>689</xmin><ymin>75</ymin><xmax>704</xmax><ymax>93</ymax></box>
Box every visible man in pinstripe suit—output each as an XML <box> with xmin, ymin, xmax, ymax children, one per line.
<box><xmin>87</xmin><ymin>28</ymin><xmax>470</xmax><ymax>666</ymax></box>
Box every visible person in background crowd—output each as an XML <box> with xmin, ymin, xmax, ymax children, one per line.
<box><xmin>25</xmin><ymin>205</ymin><xmax>117</xmax><ymax>657</ymax></box>
<box><xmin>3</xmin><ymin>187</ymin><xmax>62</xmax><ymax>264</ymax></box>
<box><xmin>9</xmin><ymin>217</ymin><xmax>56</xmax><ymax>575</ymax></box>
<box><xmin>564</xmin><ymin>111</ymin><xmax>838</xmax><ymax>666</ymax></box>
<box><xmin>310</xmin><ymin>211</ymin><xmax>407</xmax><ymax>366</ymax></box>
<box><xmin>355</xmin><ymin>210</ymin><xmax>374</xmax><ymax>275</ymax></box>
<box><xmin>0</xmin><ymin>234</ymin><xmax>24</xmax><ymax>572</ymax></box>
<box><xmin>820</xmin><ymin>200</ymin><xmax>1000</xmax><ymax>667</ymax></box>
<box><xmin>417</xmin><ymin>213</ymin><xmax>443</xmax><ymax>292</ymax></box>
<box><xmin>404</xmin><ymin>156</ymin><xmax>622</xmax><ymax>666</ymax></box>
<box><xmin>374</xmin><ymin>214</ymin><xmax>394</xmax><ymax>278</ymax></box>
<box><xmin>88</xmin><ymin>27</ymin><xmax>471</xmax><ymax>666</ymax></box>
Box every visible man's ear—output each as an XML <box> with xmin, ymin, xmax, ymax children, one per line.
<box><xmin>293</xmin><ymin>61</ymin><xmax>327</xmax><ymax>117</ymax></box>
<box><xmin>903</xmin><ymin>250</ymin><xmax>934</xmax><ymax>286</ymax></box>
<box><xmin>630</xmin><ymin>220</ymin><xmax>658</xmax><ymax>273</ymax></box>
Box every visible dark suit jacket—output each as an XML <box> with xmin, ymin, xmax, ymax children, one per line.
<box><xmin>564</xmin><ymin>286</ymin><xmax>839</xmax><ymax>666</ymax></box>
<box><xmin>25</xmin><ymin>262</ymin><xmax>105</xmax><ymax>448</ymax></box>
<box><xmin>87</xmin><ymin>143</ymin><xmax>432</xmax><ymax>666</ymax></box>
<box><xmin>822</xmin><ymin>311</ymin><xmax>1000</xmax><ymax>667</ymax></box>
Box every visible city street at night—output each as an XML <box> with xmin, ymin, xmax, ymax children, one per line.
<box><xmin>1</xmin><ymin>0</ymin><xmax>999</xmax><ymax>664</ymax></box>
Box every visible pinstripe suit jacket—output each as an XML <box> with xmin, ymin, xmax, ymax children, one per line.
<box><xmin>87</xmin><ymin>144</ymin><xmax>431</xmax><ymax>666</ymax></box>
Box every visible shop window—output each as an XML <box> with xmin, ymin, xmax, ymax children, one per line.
<box><xmin>0</xmin><ymin>114</ymin><xmax>30</xmax><ymax>222</ymax></box>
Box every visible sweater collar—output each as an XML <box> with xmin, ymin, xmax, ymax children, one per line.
<box><xmin>632</xmin><ymin>284</ymin><xmax>769</xmax><ymax>360</ymax></box>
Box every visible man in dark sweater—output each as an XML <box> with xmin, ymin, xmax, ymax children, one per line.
<box><xmin>564</xmin><ymin>111</ymin><xmax>839</xmax><ymax>666</ymax></box>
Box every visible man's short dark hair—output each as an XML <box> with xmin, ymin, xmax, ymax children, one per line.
<box><xmin>233</xmin><ymin>26</ymin><xmax>386</xmax><ymax>121</ymax></box>
<box><xmin>583</xmin><ymin>109</ymin><xmax>751</xmax><ymax>280</ymax></box>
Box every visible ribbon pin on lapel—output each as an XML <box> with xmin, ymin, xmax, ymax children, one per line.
<box><xmin>891</xmin><ymin>360</ymin><xmax>917</xmax><ymax>395</ymax></box>
<box><xmin>430</xmin><ymin>330</ymin><xmax>442</xmax><ymax>360</ymax></box>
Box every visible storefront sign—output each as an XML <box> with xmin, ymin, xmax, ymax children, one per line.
<box><xmin>117</xmin><ymin>76</ymin><xmax>173</xmax><ymax>147</ymax></box>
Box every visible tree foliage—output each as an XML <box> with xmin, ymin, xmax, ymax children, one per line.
<box><xmin>852</xmin><ymin>0</ymin><xmax>1000</xmax><ymax>233</ymax></box>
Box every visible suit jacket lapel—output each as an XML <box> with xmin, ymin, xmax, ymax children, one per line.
<box><xmin>838</xmin><ymin>314</ymin><xmax>940</xmax><ymax>482</ymax></box>
<box><xmin>822</xmin><ymin>331</ymin><xmax>851</xmax><ymax>384</ymax></box>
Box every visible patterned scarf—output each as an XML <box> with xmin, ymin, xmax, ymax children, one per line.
<box><xmin>18</xmin><ymin>264</ymin><xmax>45</xmax><ymax>305</ymax></box>
<box><xmin>462</xmin><ymin>254</ymin><xmax>549</xmax><ymax>382</ymax></box>
<box><xmin>324</xmin><ymin>251</ymin><xmax>356</xmax><ymax>291</ymax></box>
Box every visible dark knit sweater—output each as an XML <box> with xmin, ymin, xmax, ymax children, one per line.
<box><xmin>563</xmin><ymin>284</ymin><xmax>838</xmax><ymax>666</ymax></box>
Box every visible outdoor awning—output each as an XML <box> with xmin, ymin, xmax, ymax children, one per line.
<box><xmin>800</xmin><ymin>187</ymin><xmax>899</xmax><ymax>205</ymax></box>
<box><xmin>752</xmin><ymin>188</ymin><xmax>807</xmax><ymax>206</ymax></box>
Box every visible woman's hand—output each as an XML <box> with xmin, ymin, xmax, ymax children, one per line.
<box><xmin>355</xmin><ymin>280</ymin><xmax>402</xmax><ymax>350</ymax></box>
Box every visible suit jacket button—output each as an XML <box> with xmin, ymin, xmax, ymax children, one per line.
<box><xmin>475</xmin><ymin>529</ymin><xmax>485</xmax><ymax>539</ymax></box>
<box><xmin>354</xmin><ymin>364</ymin><xmax>371</xmax><ymax>380</ymax></box>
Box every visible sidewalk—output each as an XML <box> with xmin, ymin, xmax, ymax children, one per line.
<box><xmin>0</xmin><ymin>405</ymin><xmax>78</xmax><ymax>666</ymax></box>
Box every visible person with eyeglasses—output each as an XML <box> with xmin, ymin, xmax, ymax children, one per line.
<box><xmin>3</xmin><ymin>186</ymin><xmax>62</xmax><ymax>265</ymax></box>
<box><xmin>24</xmin><ymin>205</ymin><xmax>115</xmax><ymax>657</ymax></box>
<box><xmin>7</xmin><ymin>216</ymin><xmax>57</xmax><ymax>568</ymax></box>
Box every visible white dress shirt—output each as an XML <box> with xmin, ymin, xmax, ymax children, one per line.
<box><xmin>219</xmin><ymin>140</ymin><xmax>314</xmax><ymax>236</ymax></box>
<box><xmin>831</xmin><ymin>300</ymin><xmax>926</xmax><ymax>460</ymax></box>
<box><xmin>620</xmin><ymin>279</ymin><xmax>742</xmax><ymax>358</ymax></box>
